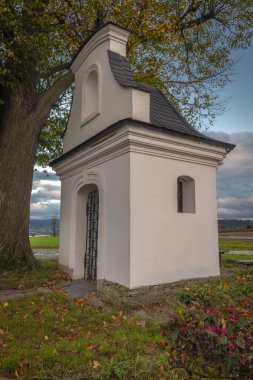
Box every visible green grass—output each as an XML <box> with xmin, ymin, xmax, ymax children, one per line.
<box><xmin>0</xmin><ymin>260</ymin><xmax>68</xmax><ymax>290</ymax></box>
<box><xmin>1</xmin><ymin>257</ymin><xmax>253</xmax><ymax>378</ymax></box>
<box><xmin>221</xmin><ymin>253</ymin><xmax>253</xmax><ymax>274</ymax></box>
<box><xmin>219</xmin><ymin>239</ymin><xmax>253</xmax><ymax>251</ymax></box>
<box><xmin>30</xmin><ymin>236</ymin><xmax>59</xmax><ymax>249</ymax></box>
<box><xmin>0</xmin><ymin>294</ymin><xmax>168</xmax><ymax>379</ymax></box>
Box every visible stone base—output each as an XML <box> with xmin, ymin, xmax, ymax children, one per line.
<box><xmin>58</xmin><ymin>264</ymin><xmax>73</xmax><ymax>277</ymax></box>
<box><xmin>97</xmin><ymin>276</ymin><xmax>220</xmax><ymax>308</ymax></box>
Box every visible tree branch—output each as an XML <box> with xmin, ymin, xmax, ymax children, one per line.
<box><xmin>39</xmin><ymin>63</ymin><xmax>70</xmax><ymax>79</ymax></box>
<box><xmin>34</xmin><ymin>70</ymin><xmax>74</xmax><ymax>131</ymax></box>
<box><xmin>180</xmin><ymin>0</ymin><xmax>202</xmax><ymax>20</ymax></box>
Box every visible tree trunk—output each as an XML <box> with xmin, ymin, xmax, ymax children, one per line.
<box><xmin>0</xmin><ymin>88</ymin><xmax>39</xmax><ymax>271</ymax></box>
<box><xmin>0</xmin><ymin>71</ymin><xmax>73</xmax><ymax>272</ymax></box>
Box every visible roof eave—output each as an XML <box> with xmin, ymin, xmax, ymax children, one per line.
<box><xmin>50</xmin><ymin>118</ymin><xmax>235</xmax><ymax>167</ymax></box>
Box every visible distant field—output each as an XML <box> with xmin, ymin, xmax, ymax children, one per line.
<box><xmin>219</xmin><ymin>239</ymin><xmax>253</xmax><ymax>251</ymax></box>
<box><xmin>30</xmin><ymin>236</ymin><xmax>59</xmax><ymax>249</ymax></box>
<box><xmin>219</xmin><ymin>229</ymin><xmax>253</xmax><ymax>238</ymax></box>
<box><xmin>29</xmin><ymin>236</ymin><xmax>253</xmax><ymax>251</ymax></box>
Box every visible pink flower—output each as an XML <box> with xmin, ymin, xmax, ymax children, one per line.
<box><xmin>229</xmin><ymin>334</ymin><xmax>235</xmax><ymax>339</ymax></box>
<box><xmin>161</xmin><ymin>331</ymin><xmax>167</xmax><ymax>337</ymax></box>
<box><xmin>229</xmin><ymin>344</ymin><xmax>235</xmax><ymax>352</ymax></box>
<box><xmin>180</xmin><ymin>328</ymin><xmax>185</xmax><ymax>334</ymax></box>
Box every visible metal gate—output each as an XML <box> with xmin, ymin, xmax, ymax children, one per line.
<box><xmin>84</xmin><ymin>190</ymin><xmax>99</xmax><ymax>280</ymax></box>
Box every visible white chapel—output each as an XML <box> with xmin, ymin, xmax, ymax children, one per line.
<box><xmin>51</xmin><ymin>23</ymin><xmax>234</xmax><ymax>289</ymax></box>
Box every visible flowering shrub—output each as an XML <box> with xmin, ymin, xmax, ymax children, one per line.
<box><xmin>161</xmin><ymin>296</ymin><xmax>253</xmax><ymax>379</ymax></box>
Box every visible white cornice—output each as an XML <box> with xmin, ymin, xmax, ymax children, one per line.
<box><xmin>71</xmin><ymin>24</ymin><xmax>130</xmax><ymax>73</ymax></box>
<box><xmin>53</xmin><ymin>125</ymin><xmax>227</xmax><ymax>179</ymax></box>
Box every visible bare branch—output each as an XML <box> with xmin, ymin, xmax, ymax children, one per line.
<box><xmin>34</xmin><ymin>70</ymin><xmax>74</xmax><ymax>130</ymax></box>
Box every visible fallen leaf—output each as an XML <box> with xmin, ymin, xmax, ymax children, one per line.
<box><xmin>92</xmin><ymin>360</ymin><xmax>100</xmax><ymax>369</ymax></box>
<box><xmin>223</xmin><ymin>282</ymin><xmax>230</xmax><ymax>289</ymax></box>
<box><xmin>13</xmin><ymin>370</ymin><xmax>20</xmax><ymax>378</ymax></box>
<box><xmin>44</xmin><ymin>336</ymin><xmax>49</xmax><ymax>340</ymax></box>
<box><xmin>160</xmin><ymin>366</ymin><xmax>165</xmax><ymax>375</ymax></box>
<box><xmin>87</xmin><ymin>344</ymin><xmax>96</xmax><ymax>351</ymax></box>
<box><xmin>86</xmin><ymin>330</ymin><xmax>92</xmax><ymax>337</ymax></box>
<box><xmin>3</xmin><ymin>302</ymin><xmax>9</xmax><ymax>308</ymax></box>
<box><xmin>221</xmin><ymin>318</ymin><xmax>226</xmax><ymax>328</ymax></box>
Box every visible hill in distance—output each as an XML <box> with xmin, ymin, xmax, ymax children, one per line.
<box><xmin>29</xmin><ymin>218</ymin><xmax>252</xmax><ymax>235</ymax></box>
<box><xmin>29</xmin><ymin>219</ymin><xmax>60</xmax><ymax>235</ymax></box>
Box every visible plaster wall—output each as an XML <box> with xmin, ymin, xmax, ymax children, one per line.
<box><xmin>54</xmin><ymin>124</ymin><xmax>226</xmax><ymax>289</ymax></box>
<box><xmin>58</xmin><ymin>152</ymin><xmax>131</xmax><ymax>287</ymax></box>
<box><xmin>63</xmin><ymin>25</ymin><xmax>150</xmax><ymax>153</ymax></box>
<box><xmin>129</xmin><ymin>152</ymin><xmax>220</xmax><ymax>288</ymax></box>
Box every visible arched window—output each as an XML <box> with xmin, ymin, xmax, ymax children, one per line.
<box><xmin>177</xmin><ymin>176</ymin><xmax>195</xmax><ymax>213</ymax></box>
<box><xmin>82</xmin><ymin>68</ymin><xmax>99</xmax><ymax>123</ymax></box>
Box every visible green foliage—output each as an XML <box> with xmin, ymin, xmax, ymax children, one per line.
<box><xmin>162</xmin><ymin>275</ymin><xmax>253</xmax><ymax>379</ymax></box>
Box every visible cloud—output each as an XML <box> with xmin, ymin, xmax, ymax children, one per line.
<box><xmin>30</xmin><ymin>170</ymin><xmax>61</xmax><ymax>220</ymax></box>
<box><xmin>206</xmin><ymin>131</ymin><xmax>253</xmax><ymax>218</ymax></box>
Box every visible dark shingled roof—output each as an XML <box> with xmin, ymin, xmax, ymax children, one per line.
<box><xmin>108</xmin><ymin>50</ymin><xmax>231</xmax><ymax>146</ymax></box>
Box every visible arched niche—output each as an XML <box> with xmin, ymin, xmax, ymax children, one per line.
<box><xmin>82</xmin><ymin>67</ymin><xmax>99</xmax><ymax>124</ymax></box>
<box><xmin>177</xmin><ymin>175</ymin><xmax>195</xmax><ymax>214</ymax></box>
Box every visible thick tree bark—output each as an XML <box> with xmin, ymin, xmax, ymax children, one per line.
<box><xmin>0</xmin><ymin>88</ymin><xmax>39</xmax><ymax>270</ymax></box>
<box><xmin>0</xmin><ymin>71</ymin><xmax>73</xmax><ymax>271</ymax></box>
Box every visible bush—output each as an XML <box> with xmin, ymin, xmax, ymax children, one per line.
<box><xmin>161</xmin><ymin>297</ymin><xmax>253</xmax><ymax>379</ymax></box>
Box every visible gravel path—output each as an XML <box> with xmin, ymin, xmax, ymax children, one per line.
<box><xmin>33</xmin><ymin>249</ymin><xmax>59</xmax><ymax>259</ymax></box>
<box><xmin>32</xmin><ymin>249</ymin><xmax>253</xmax><ymax>259</ymax></box>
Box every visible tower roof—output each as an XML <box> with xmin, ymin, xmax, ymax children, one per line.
<box><xmin>108</xmin><ymin>50</ymin><xmax>234</xmax><ymax>150</ymax></box>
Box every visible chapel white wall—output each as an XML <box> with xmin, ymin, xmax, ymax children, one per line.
<box><xmin>129</xmin><ymin>152</ymin><xmax>220</xmax><ymax>288</ymax></box>
<box><xmin>58</xmin><ymin>152</ymin><xmax>131</xmax><ymax>287</ymax></box>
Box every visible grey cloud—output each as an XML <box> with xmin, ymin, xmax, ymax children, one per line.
<box><xmin>30</xmin><ymin>170</ymin><xmax>61</xmax><ymax>220</ymax></box>
<box><xmin>206</xmin><ymin>131</ymin><xmax>253</xmax><ymax>218</ymax></box>
<box><xmin>30</xmin><ymin>201</ymin><xmax>60</xmax><ymax>220</ymax></box>
<box><xmin>32</xmin><ymin>170</ymin><xmax>59</xmax><ymax>190</ymax></box>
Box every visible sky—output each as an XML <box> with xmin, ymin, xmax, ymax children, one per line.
<box><xmin>30</xmin><ymin>44</ymin><xmax>253</xmax><ymax>220</ymax></box>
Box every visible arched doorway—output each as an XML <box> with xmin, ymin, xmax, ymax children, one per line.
<box><xmin>84</xmin><ymin>189</ymin><xmax>99</xmax><ymax>280</ymax></box>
